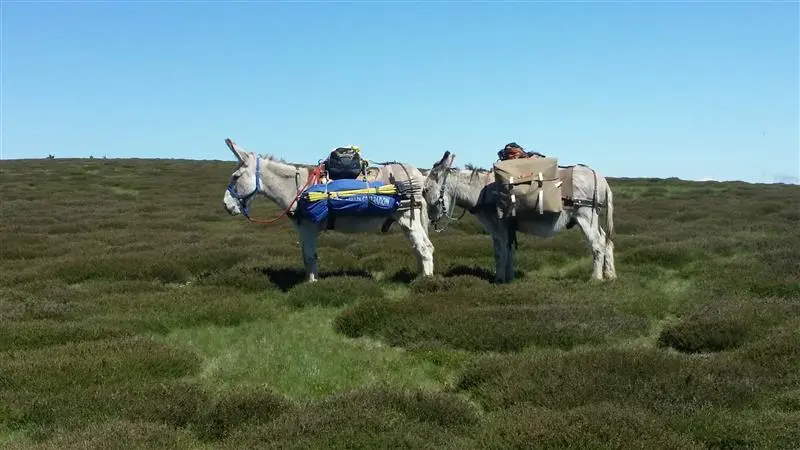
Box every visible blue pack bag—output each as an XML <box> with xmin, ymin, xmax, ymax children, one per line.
<box><xmin>329</xmin><ymin>194</ymin><xmax>399</xmax><ymax>216</ymax></box>
<box><xmin>296</xmin><ymin>179</ymin><xmax>399</xmax><ymax>224</ymax></box>
<box><xmin>297</xmin><ymin>196</ymin><xmax>329</xmax><ymax>223</ymax></box>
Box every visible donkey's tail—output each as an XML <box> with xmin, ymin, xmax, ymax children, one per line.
<box><xmin>605</xmin><ymin>184</ymin><xmax>615</xmax><ymax>244</ymax></box>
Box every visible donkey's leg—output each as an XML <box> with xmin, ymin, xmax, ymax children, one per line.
<box><xmin>595</xmin><ymin>209</ymin><xmax>617</xmax><ymax>280</ymax></box>
<box><xmin>505</xmin><ymin>240</ymin><xmax>516</xmax><ymax>283</ymax></box>
<box><xmin>500</xmin><ymin>219</ymin><xmax>517</xmax><ymax>283</ymax></box>
<box><xmin>491</xmin><ymin>221</ymin><xmax>514</xmax><ymax>283</ymax></box>
<box><xmin>297</xmin><ymin>223</ymin><xmax>320</xmax><ymax>282</ymax></box>
<box><xmin>593</xmin><ymin>222</ymin><xmax>617</xmax><ymax>280</ymax></box>
<box><xmin>481</xmin><ymin>213</ymin><xmax>507</xmax><ymax>283</ymax></box>
<box><xmin>603</xmin><ymin>238</ymin><xmax>617</xmax><ymax>280</ymax></box>
<box><xmin>398</xmin><ymin>211</ymin><xmax>435</xmax><ymax>277</ymax></box>
<box><xmin>603</xmin><ymin>241</ymin><xmax>617</xmax><ymax>280</ymax></box>
<box><xmin>575</xmin><ymin>209</ymin><xmax>606</xmax><ymax>281</ymax></box>
<box><xmin>490</xmin><ymin>234</ymin><xmax>506</xmax><ymax>283</ymax></box>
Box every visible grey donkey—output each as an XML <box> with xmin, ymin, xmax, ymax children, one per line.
<box><xmin>422</xmin><ymin>151</ymin><xmax>616</xmax><ymax>283</ymax></box>
<box><xmin>223</xmin><ymin>139</ymin><xmax>435</xmax><ymax>282</ymax></box>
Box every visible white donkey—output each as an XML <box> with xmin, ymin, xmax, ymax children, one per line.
<box><xmin>422</xmin><ymin>151</ymin><xmax>616</xmax><ymax>283</ymax></box>
<box><xmin>222</xmin><ymin>139</ymin><xmax>435</xmax><ymax>282</ymax></box>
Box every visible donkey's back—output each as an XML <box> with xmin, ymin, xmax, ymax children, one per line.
<box><xmin>568</xmin><ymin>164</ymin><xmax>612</xmax><ymax>209</ymax></box>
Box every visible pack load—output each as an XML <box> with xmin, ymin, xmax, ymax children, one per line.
<box><xmin>296</xmin><ymin>179</ymin><xmax>400</xmax><ymax>224</ymax></box>
<box><xmin>497</xmin><ymin>142</ymin><xmax>547</xmax><ymax>161</ymax></box>
<box><xmin>557</xmin><ymin>165</ymin><xmax>576</xmax><ymax>204</ymax></box>
<box><xmin>324</xmin><ymin>146</ymin><xmax>368</xmax><ymax>180</ymax></box>
<box><xmin>493</xmin><ymin>156</ymin><xmax>564</xmax><ymax>218</ymax></box>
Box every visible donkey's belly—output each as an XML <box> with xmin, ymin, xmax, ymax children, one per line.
<box><xmin>514</xmin><ymin>211</ymin><xmax>572</xmax><ymax>237</ymax></box>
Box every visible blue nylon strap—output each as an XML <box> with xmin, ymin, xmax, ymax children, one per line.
<box><xmin>226</xmin><ymin>156</ymin><xmax>261</xmax><ymax>218</ymax></box>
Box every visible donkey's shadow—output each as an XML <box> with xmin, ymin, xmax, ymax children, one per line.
<box><xmin>258</xmin><ymin>264</ymin><xmax>524</xmax><ymax>291</ymax></box>
<box><xmin>257</xmin><ymin>267</ymin><xmax>373</xmax><ymax>292</ymax></box>
<box><xmin>442</xmin><ymin>265</ymin><xmax>526</xmax><ymax>283</ymax></box>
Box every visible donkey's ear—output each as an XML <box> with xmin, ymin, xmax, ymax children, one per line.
<box><xmin>443</xmin><ymin>150</ymin><xmax>456</xmax><ymax>167</ymax></box>
<box><xmin>225</xmin><ymin>138</ymin><xmax>248</xmax><ymax>162</ymax></box>
<box><xmin>438</xmin><ymin>150</ymin><xmax>452</xmax><ymax>167</ymax></box>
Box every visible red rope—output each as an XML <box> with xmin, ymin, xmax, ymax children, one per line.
<box><xmin>245</xmin><ymin>164</ymin><xmax>324</xmax><ymax>225</ymax></box>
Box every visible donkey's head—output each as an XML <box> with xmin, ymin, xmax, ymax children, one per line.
<box><xmin>423</xmin><ymin>150</ymin><xmax>456</xmax><ymax>224</ymax></box>
<box><xmin>222</xmin><ymin>139</ymin><xmax>262</xmax><ymax>217</ymax></box>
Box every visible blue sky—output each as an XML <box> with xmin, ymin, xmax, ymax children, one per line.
<box><xmin>2</xmin><ymin>1</ymin><xmax>798</xmax><ymax>183</ymax></box>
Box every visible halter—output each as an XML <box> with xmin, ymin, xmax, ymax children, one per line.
<box><xmin>227</xmin><ymin>154</ymin><xmax>325</xmax><ymax>224</ymax></box>
<box><xmin>227</xmin><ymin>157</ymin><xmax>261</xmax><ymax>219</ymax></box>
<box><xmin>431</xmin><ymin>162</ymin><xmax>466</xmax><ymax>233</ymax></box>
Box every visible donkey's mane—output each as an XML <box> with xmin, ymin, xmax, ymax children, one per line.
<box><xmin>259</xmin><ymin>153</ymin><xmax>298</xmax><ymax>164</ymax></box>
<box><xmin>451</xmin><ymin>166</ymin><xmax>491</xmax><ymax>177</ymax></box>
<box><xmin>258</xmin><ymin>153</ymin><xmax>310</xmax><ymax>178</ymax></box>
<box><xmin>461</xmin><ymin>167</ymin><xmax>493</xmax><ymax>183</ymax></box>
<box><xmin>431</xmin><ymin>158</ymin><xmax>490</xmax><ymax>176</ymax></box>
<box><xmin>464</xmin><ymin>163</ymin><xmax>490</xmax><ymax>174</ymax></box>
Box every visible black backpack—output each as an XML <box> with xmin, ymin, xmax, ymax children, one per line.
<box><xmin>325</xmin><ymin>147</ymin><xmax>366</xmax><ymax>180</ymax></box>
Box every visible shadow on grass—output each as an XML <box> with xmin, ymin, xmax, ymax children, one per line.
<box><xmin>443</xmin><ymin>265</ymin><xmax>525</xmax><ymax>283</ymax></box>
<box><xmin>388</xmin><ymin>269</ymin><xmax>417</xmax><ymax>284</ymax></box>
<box><xmin>257</xmin><ymin>267</ymin><xmax>373</xmax><ymax>292</ymax></box>
<box><xmin>388</xmin><ymin>266</ymin><xmax>525</xmax><ymax>285</ymax></box>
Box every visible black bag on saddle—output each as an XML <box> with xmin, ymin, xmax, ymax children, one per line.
<box><xmin>325</xmin><ymin>146</ymin><xmax>366</xmax><ymax>180</ymax></box>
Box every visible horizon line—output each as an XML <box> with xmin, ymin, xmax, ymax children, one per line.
<box><xmin>2</xmin><ymin>154</ymin><xmax>798</xmax><ymax>186</ymax></box>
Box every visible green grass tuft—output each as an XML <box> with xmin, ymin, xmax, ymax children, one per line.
<box><xmin>196</xmin><ymin>384</ymin><xmax>293</xmax><ymax>441</ymax></box>
<box><xmin>6</xmin><ymin>420</ymin><xmax>203</xmax><ymax>450</ymax></box>
<box><xmin>284</xmin><ymin>276</ymin><xmax>384</xmax><ymax>308</ymax></box>
<box><xmin>474</xmin><ymin>402</ymin><xmax>703</xmax><ymax>449</ymax></box>
<box><xmin>218</xmin><ymin>387</ymin><xmax>478</xmax><ymax>449</ymax></box>
<box><xmin>656</xmin><ymin>297</ymin><xmax>800</xmax><ymax>353</ymax></box>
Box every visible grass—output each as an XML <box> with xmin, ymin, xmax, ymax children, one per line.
<box><xmin>1</xmin><ymin>157</ymin><xmax>799</xmax><ymax>448</ymax></box>
<box><xmin>156</xmin><ymin>306</ymin><xmax>463</xmax><ymax>400</ymax></box>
